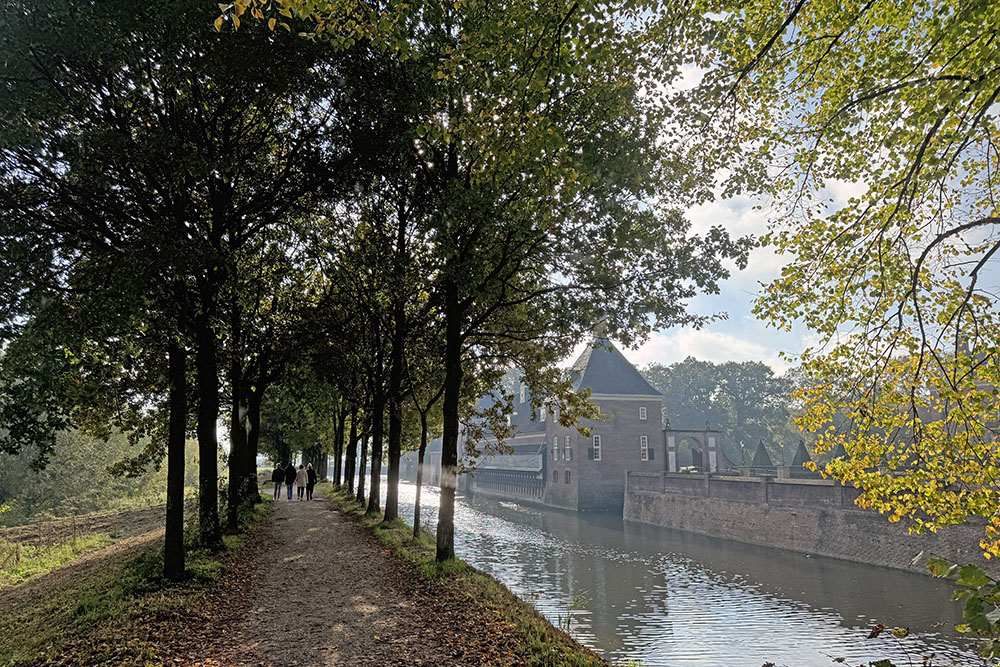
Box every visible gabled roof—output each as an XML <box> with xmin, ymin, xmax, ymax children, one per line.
<box><xmin>570</xmin><ymin>337</ymin><xmax>661</xmax><ymax>396</ymax></box>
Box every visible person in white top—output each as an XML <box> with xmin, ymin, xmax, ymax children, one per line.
<box><xmin>295</xmin><ymin>464</ymin><xmax>308</xmax><ymax>500</ymax></box>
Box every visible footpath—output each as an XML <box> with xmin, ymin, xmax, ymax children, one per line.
<box><xmin>200</xmin><ymin>492</ymin><xmax>598</xmax><ymax>667</ymax></box>
<box><xmin>208</xmin><ymin>494</ymin><xmax>462</xmax><ymax>666</ymax></box>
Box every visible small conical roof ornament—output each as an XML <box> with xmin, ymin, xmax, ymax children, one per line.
<box><xmin>752</xmin><ymin>439</ymin><xmax>774</xmax><ymax>467</ymax></box>
<box><xmin>792</xmin><ymin>440</ymin><xmax>812</xmax><ymax>467</ymax></box>
<box><xmin>830</xmin><ymin>442</ymin><xmax>849</xmax><ymax>460</ymax></box>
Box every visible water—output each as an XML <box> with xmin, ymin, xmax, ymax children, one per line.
<box><xmin>375</xmin><ymin>479</ymin><xmax>982</xmax><ymax>666</ymax></box>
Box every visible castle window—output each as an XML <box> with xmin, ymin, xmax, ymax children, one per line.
<box><xmin>565</xmin><ymin>435</ymin><xmax>572</xmax><ymax>461</ymax></box>
<box><xmin>540</xmin><ymin>406</ymin><xmax>547</xmax><ymax>421</ymax></box>
<box><xmin>552</xmin><ymin>436</ymin><xmax>559</xmax><ymax>460</ymax></box>
<box><xmin>592</xmin><ymin>434</ymin><xmax>602</xmax><ymax>461</ymax></box>
<box><xmin>552</xmin><ymin>470</ymin><xmax>558</xmax><ymax>482</ymax></box>
<box><xmin>639</xmin><ymin>406</ymin><xmax>647</xmax><ymax>421</ymax></box>
<box><xmin>564</xmin><ymin>470</ymin><xmax>571</xmax><ymax>484</ymax></box>
<box><xmin>640</xmin><ymin>435</ymin><xmax>649</xmax><ymax>461</ymax></box>
<box><xmin>553</xmin><ymin>405</ymin><xmax>560</xmax><ymax>420</ymax></box>
<box><xmin>520</xmin><ymin>384</ymin><xmax>526</xmax><ymax>404</ymax></box>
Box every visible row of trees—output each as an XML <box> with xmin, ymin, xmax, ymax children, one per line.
<box><xmin>9</xmin><ymin>0</ymin><xmax>993</xmax><ymax>588</ymax></box>
<box><xmin>0</xmin><ymin>0</ymin><xmax>749</xmax><ymax>577</ymax></box>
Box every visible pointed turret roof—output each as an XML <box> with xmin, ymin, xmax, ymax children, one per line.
<box><xmin>792</xmin><ymin>440</ymin><xmax>812</xmax><ymax>467</ymax></box>
<box><xmin>830</xmin><ymin>442</ymin><xmax>849</xmax><ymax>460</ymax></box>
<box><xmin>751</xmin><ymin>440</ymin><xmax>774</xmax><ymax>467</ymax></box>
<box><xmin>570</xmin><ymin>337</ymin><xmax>661</xmax><ymax>396</ymax></box>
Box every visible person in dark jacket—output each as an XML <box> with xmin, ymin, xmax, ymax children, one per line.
<box><xmin>284</xmin><ymin>462</ymin><xmax>297</xmax><ymax>500</ymax></box>
<box><xmin>306</xmin><ymin>463</ymin><xmax>317</xmax><ymax>500</ymax></box>
<box><xmin>270</xmin><ymin>464</ymin><xmax>284</xmax><ymax>501</ymax></box>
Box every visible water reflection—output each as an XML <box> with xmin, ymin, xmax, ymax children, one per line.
<box><xmin>378</xmin><ymin>480</ymin><xmax>980</xmax><ymax>666</ymax></box>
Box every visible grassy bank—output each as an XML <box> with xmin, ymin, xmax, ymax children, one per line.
<box><xmin>0</xmin><ymin>532</ymin><xmax>113</xmax><ymax>588</ymax></box>
<box><xmin>320</xmin><ymin>485</ymin><xmax>610</xmax><ymax>667</ymax></box>
<box><xmin>0</xmin><ymin>499</ymin><xmax>271</xmax><ymax>666</ymax></box>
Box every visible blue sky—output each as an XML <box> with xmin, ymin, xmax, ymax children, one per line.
<box><xmin>605</xmin><ymin>181</ymin><xmax>868</xmax><ymax>376</ymax></box>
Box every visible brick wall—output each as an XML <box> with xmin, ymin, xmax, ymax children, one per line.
<box><xmin>569</xmin><ymin>397</ymin><xmax>664</xmax><ymax>511</ymax></box>
<box><xmin>624</xmin><ymin>472</ymin><xmax>995</xmax><ymax>576</ymax></box>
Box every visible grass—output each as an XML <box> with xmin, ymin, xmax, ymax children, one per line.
<box><xmin>320</xmin><ymin>484</ymin><xmax>609</xmax><ymax>667</ymax></box>
<box><xmin>0</xmin><ymin>497</ymin><xmax>272</xmax><ymax>666</ymax></box>
<box><xmin>0</xmin><ymin>532</ymin><xmax>113</xmax><ymax>588</ymax></box>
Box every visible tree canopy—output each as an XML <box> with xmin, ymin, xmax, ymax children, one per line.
<box><xmin>680</xmin><ymin>0</ymin><xmax>1000</xmax><ymax>554</ymax></box>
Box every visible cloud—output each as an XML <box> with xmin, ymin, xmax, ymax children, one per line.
<box><xmin>623</xmin><ymin>329</ymin><xmax>793</xmax><ymax>374</ymax></box>
<box><xmin>824</xmin><ymin>179</ymin><xmax>868</xmax><ymax>208</ymax></box>
<box><xmin>685</xmin><ymin>194</ymin><xmax>787</xmax><ymax>284</ymax></box>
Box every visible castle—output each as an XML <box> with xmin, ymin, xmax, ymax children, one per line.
<box><xmin>461</xmin><ymin>336</ymin><xmax>734</xmax><ymax>511</ymax></box>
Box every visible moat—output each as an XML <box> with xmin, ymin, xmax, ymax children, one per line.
<box><xmin>381</xmin><ymin>479</ymin><xmax>979</xmax><ymax>666</ymax></box>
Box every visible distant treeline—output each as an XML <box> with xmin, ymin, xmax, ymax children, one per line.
<box><xmin>642</xmin><ymin>358</ymin><xmax>809</xmax><ymax>467</ymax></box>
<box><xmin>0</xmin><ymin>431</ymin><xmax>202</xmax><ymax>527</ymax></box>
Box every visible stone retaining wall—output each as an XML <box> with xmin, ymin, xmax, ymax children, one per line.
<box><xmin>623</xmin><ymin>471</ymin><xmax>994</xmax><ymax>576</ymax></box>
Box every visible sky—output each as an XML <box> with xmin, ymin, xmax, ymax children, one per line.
<box><xmin>603</xmin><ymin>182</ymin><xmax>866</xmax><ymax>377</ymax></box>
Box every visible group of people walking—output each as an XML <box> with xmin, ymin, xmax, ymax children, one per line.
<box><xmin>271</xmin><ymin>462</ymin><xmax>317</xmax><ymax>501</ymax></box>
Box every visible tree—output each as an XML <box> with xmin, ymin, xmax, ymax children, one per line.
<box><xmin>234</xmin><ymin>0</ymin><xmax>750</xmax><ymax>562</ymax></box>
<box><xmin>642</xmin><ymin>358</ymin><xmax>728</xmax><ymax>431</ymax></box>
<box><xmin>682</xmin><ymin>0</ymin><xmax>1000</xmax><ymax>554</ymax></box>
<box><xmin>404</xmin><ymin>329</ymin><xmax>447</xmax><ymax>538</ymax></box>
<box><xmin>0</xmin><ymin>0</ymin><xmax>354</xmax><ymax>560</ymax></box>
<box><xmin>642</xmin><ymin>358</ymin><xmax>796</xmax><ymax>464</ymax></box>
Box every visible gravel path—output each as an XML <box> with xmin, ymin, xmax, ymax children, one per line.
<box><xmin>214</xmin><ymin>494</ymin><xmax>456</xmax><ymax>666</ymax></box>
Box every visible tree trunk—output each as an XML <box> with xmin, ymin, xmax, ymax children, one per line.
<box><xmin>164</xmin><ymin>334</ymin><xmax>187</xmax><ymax>580</ymax></box>
<box><xmin>304</xmin><ymin>443</ymin><xmax>322</xmax><ymax>469</ymax></box>
<box><xmin>356</xmin><ymin>434</ymin><xmax>368</xmax><ymax>504</ymax></box>
<box><xmin>383</xmin><ymin>300</ymin><xmax>405</xmax><ymax>522</ymax></box>
<box><xmin>333</xmin><ymin>405</ymin><xmax>346</xmax><ymax>485</ymax></box>
<box><xmin>195</xmin><ymin>311</ymin><xmax>223</xmax><ymax>550</ymax></box>
<box><xmin>345</xmin><ymin>407</ymin><xmax>358</xmax><ymax>494</ymax></box>
<box><xmin>413</xmin><ymin>411</ymin><xmax>427</xmax><ymax>540</ymax></box>
<box><xmin>436</xmin><ymin>277</ymin><xmax>463</xmax><ymax>561</ymax></box>
<box><xmin>277</xmin><ymin>434</ymin><xmax>290</xmax><ymax>468</ymax></box>
<box><xmin>244</xmin><ymin>385</ymin><xmax>263</xmax><ymax>503</ymax></box>
<box><xmin>226</xmin><ymin>355</ymin><xmax>246</xmax><ymax>532</ymax></box>
<box><xmin>318</xmin><ymin>451</ymin><xmax>328</xmax><ymax>481</ymax></box>
<box><xmin>367</xmin><ymin>389</ymin><xmax>386</xmax><ymax>514</ymax></box>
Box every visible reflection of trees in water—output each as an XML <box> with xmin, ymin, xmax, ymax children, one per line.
<box><xmin>397</xmin><ymin>483</ymin><xmax>975</xmax><ymax>665</ymax></box>
<box><xmin>470</xmin><ymin>495</ymin><xmax>966</xmax><ymax>637</ymax></box>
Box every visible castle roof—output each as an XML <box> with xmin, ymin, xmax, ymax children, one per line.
<box><xmin>792</xmin><ymin>441</ymin><xmax>811</xmax><ymax>467</ymax></box>
<box><xmin>751</xmin><ymin>440</ymin><xmax>774</xmax><ymax>467</ymax></box>
<box><xmin>570</xmin><ymin>337</ymin><xmax>661</xmax><ymax>396</ymax></box>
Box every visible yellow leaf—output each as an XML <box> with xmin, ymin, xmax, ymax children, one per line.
<box><xmin>214</xmin><ymin>16</ymin><xmax>223</xmax><ymax>31</ymax></box>
<box><xmin>233</xmin><ymin>14</ymin><xmax>240</xmax><ymax>29</ymax></box>
<box><xmin>268</xmin><ymin>17</ymin><xmax>276</xmax><ymax>30</ymax></box>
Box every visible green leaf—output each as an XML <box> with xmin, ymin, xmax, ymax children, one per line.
<box><xmin>958</xmin><ymin>565</ymin><xmax>993</xmax><ymax>589</ymax></box>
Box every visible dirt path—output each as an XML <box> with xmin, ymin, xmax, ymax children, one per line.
<box><xmin>210</xmin><ymin>494</ymin><xmax>461</xmax><ymax>666</ymax></box>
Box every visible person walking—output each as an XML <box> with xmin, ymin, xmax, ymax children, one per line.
<box><xmin>295</xmin><ymin>464</ymin><xmax>308</xmax><ymax>500</ymax></box>
<box><xmin>284</xmin><ymin>461</ymin><xmax>297</xmax><ymax>500</ymax></box>
<box><xmin>271</xmin><ymin>464</ymin><xmax>284</xmax><ymax>501</ymax></box>
<box><xmin>306</xmin><ymin>463</ymin><xmax>317</xmax><ymax>501</ymax></box>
